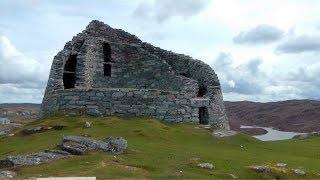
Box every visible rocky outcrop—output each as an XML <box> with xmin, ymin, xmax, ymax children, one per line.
<box><xmin>0</xmin><ymin>171</ymin><xmax>16</xmax><ymax>179</ymax></box>
<box><xmin>39</xmin><ymin>20</ymin><xmax>229</xmax><ymax>129</ymax></box>
<box><xmin>0</xmin><ymin>136</ymin><xmax>127</xmax><ymax>168</ymax></box>
<box><xmin>60</xmin><ymin>136</ymin><xmax>127</xmax><ymax>155</ymax></box>
<box><xmin>0</xmin><ymin>117</ymin><xmax>10</xmax><ymax>125</ymax></box>
<box><xmin>0</xmin><ymin>151</ymin><xmax>68</xmax><ymax>168</ymax></box>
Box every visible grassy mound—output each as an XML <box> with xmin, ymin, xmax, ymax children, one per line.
<box><xmin>0</xmin><ymin>115</ymin><xmax>319</xmax><ymax>179</ymax></box>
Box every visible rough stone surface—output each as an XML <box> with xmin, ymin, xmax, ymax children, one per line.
<box><xmin>293</xmin><ymin>169</ymin><xmax>305</xmax><ymax>176</ymax></box>
<box><xmin>60</xmin><ymin>135</ymin><xmax>127</xmax><ymax>155</ymax></box>
<box><xmin>197</xmin><ymin>163</ymin><xmax>214</xmax><ymax>169</ymax></box>
<box><xmin>39</xmin><ymin>20</ymin><xmax>229</xmax><ymax>129</ymax></box>
<box><xmin>250</xmin><ymin>165</ymin><xmax>270</xmax><ymax>173</ymax></box>
<box><xmin>0</xmin><ymin>151</ymin><xmax>68</xmax><ymax>168</ymax></box>
<box><xmin>60</xmin><ymin>136</ymin><xmax>109</xmax><ymax>155</ymax></box>
<box><xmin>22</xmin><ymin>126</ymin><xmax>43</xmax><ymax>135</ymax></box>
<box><xmin>0</xmin><ymin>171</ymin><xmax>17</xmax><ymax>179</ymax></box>
<box><xmin>0</xmin><ymin>136</ymin><xmax>126</xmax><ymax>169</ymax></box>
<box><xmin>84</xmin><ymin>121</ymin><xmax>91</xmax><ymax>128</ymax></box>
<box><xmin>103</xmin><ymin>136</ymin><xmax>127</xmax><ymax>154</ymax></box>
<box><xmin>0</xmin><ymin>117</ymin><xmax>10</xmax><ymax>125</ymax></box>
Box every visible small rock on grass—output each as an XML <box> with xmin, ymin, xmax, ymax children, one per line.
<box><xmin>0</xmin><ymin>171</ymin><xmax>16</xmax><ymax>178</ymax></box>
<box><xmin>198</xmin><ymin>163</ymin><xmax>214</xmax><ymax>169</ymax></box>
<box><xmin>276</xmin><ymin>163</ymin><xmax>287</xmax><ymax>167</ymax></box>
<box><xmin>84</xmin><ymin>121</ymin><xmax>91</xmax><ymax>128</ymax></box>
<box><xmin>250</xmin><ymin>165</ymin><xmax>270</xmax><ymax>173</ymax></box>
<box><xmin>293</xmin><ymin>169</ymin><xmax>305</xmax><ymax>176</ymax></box>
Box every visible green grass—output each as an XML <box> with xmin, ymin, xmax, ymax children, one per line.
<box><xmin>0</xmin><ymin>115</ymin><xmax>320</xmax><ymax>179</ymax></box>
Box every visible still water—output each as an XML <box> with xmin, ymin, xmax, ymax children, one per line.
<box><xmin>240</xmin><ymin>125</ymin><xmax>306</xmax><ymax>141</ymax></box>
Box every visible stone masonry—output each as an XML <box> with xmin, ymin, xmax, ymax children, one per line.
<box><xmin>40</xmin><ymin>20</ymin><xmax>230</xmax><ymax>129</ymax></box>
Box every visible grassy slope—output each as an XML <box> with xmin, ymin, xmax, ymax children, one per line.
<box><xmin>0</xmin><ymin>115</ymin><xmax>319</xmax><ymax>179</ymax></box>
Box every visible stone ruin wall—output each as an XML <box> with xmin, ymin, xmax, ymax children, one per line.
<box><xmin>40</xmin><ymin>20</ymin><xmax>230</xmax><ymax>129</ymax></box>
<box><xmin>55</xmin><ymin>88</ymin><xmax>210</xmax><ymax>123</ymax></box>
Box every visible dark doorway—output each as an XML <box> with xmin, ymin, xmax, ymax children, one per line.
<box><xmin>104</xmin><ymin>64</ymin><xmax>111</xmax><ymax>76</ymax></box>
<box><xmin>63</xmin><ymin>72</ymin><xmax>75</xmax><ymax>89</ymax></box>
<box><xmin>199</xmin><ymin>107</ymin><xmax>209</xmax><ymax>124</ymax></box>
<box><xmin>197</xmin><ymin>85</ymin><xmax>207</xmax><ymax>97</ymax></box>
<box><xmin>63</xmin><ymin>55</ymin><xmax>77</xmax><ymax>89</ymax></box>
<box><xmin>103</xmin><ymin>43</ymin><xmax>111</xmax><ymax>62</ymax></box>
<box><xmin>64</xmin><ymin>55</ymin><xmax>77</xmax><ymax>71</ymax></box>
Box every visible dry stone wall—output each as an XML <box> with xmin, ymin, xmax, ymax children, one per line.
<box><xmin>55</xmin><ymin>88</ymin><xmax>209</xmax><ymax>123</ymax></box>
<box><xmin>40</xmin><ymin>20</ymin><xmax>230</xmax><ymax>129</ymax></box>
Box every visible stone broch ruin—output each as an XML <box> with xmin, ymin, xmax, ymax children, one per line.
<box><xmin>40</xmin><ymin>20</ymin><xmax>230</xmax><ymax>129</ymax></box>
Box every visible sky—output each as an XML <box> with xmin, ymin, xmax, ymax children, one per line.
<box><xmin>1</xmin><ymin>0</ymin><xmax>320</xmax><ymax>103</ymax></box>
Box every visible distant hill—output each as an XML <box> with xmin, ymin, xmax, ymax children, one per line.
<box><xmin>225</xmin><ymin>100</ymin><xmax>320</xmax><ymax>133</ymax></box>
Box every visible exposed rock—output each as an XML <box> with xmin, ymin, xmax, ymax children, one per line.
<box><xmin>22</xmin><ymin>125</ymin><xmax>64</xmax><ymax>135</ymax></box>
<box><xmin>276</xmin><ymin>163</ymin><xmax>287</xmax><ymax>167</ymax></box>
<box><xmin>22</xmin><ymin>126</ymin><xmax>43</xmax><ymax>135</ymax></box>
<box><xmin>44</xmin><ymin>149</ymin><xmax>72</xmax><ymax>156</ymax></box>
<box><xmin>212</xmin><ymin>129</ymin><xmax>237</xmax><ymax>137</ymax></box>
<box><xmin>0</xmin><ymin>135</ymin><xmax>126</xmax><ymax>169</ymax></box>
<box><xmin>0</xmin><ymin>151</ymin><xmax>68</xmax><ymax>168</ymax></box>
<box><xmin>60</xmin><ymin>136</ymin><xmax>109</xmax><ymax>155</ymax></box>
<box><xmin>0</xmin><ymin>117</ymin><xmax>10</xmax><ymax>125</ymax></box>
<box><xmin>250</xmin><ymin>165</ymin><xmax>270</xmax><ymax>173</ymax></box>
<box><xmin>103</xmin><ymin>136</ymin><xmax>127</xmax><ymax>154</ymax></box>
<box><xmin>60</xmin><ymin>136</ymin><xmax>127</xmax><ymax>155</ymax></box>
<box><xmin>84</xmin><ymin>121</ymin><xmax>91</xmax><ymax>128</ymax></box>
<box><xmin>0</xmin><ymin>171</ymin><xmax>16</xmax><ymax>179</ymax></box>
<box><xmin>293</xmin><ymin>169</ymin><xmax>305</xmax><ymax>176</ymax></box>
<box><xmin>197</xmin><ymin>163</ymin><xmax>214</xmax><ymax>169</ymax></box>
<box><xmin>0</xmin><ymin>130</ymin><xmax>8</xmax><ymax>136</ymax></box>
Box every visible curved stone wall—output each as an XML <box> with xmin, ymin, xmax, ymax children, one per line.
<box><xmin>40</xmin><ymin>20</ymin><xmax>230</xmax><ymax>129</ymax></box>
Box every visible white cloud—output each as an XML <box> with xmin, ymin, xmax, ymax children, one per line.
<box><xmin>276</xmin><ymin>35</ymin><xmax>320</xmax><ymax>54</ymax></box>
<box><xmin>0</xmin><ymin>35</ymin><xmax>50</xmax><ymax>103</ymax></box>
<box><xmin>233</xmin><ymin>25</ymin><xmax>284</xmax><ymax>44</ymax></box>
<box><xmin>133</xmin><ymin>0</ymin><xmax>210</xmax><ymax>23</ymax></box>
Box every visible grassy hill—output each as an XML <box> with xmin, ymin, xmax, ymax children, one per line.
<box><xmin>0</xmin><ymin>115</ymin><xmax>320</xmax><ymax>179</ymax></box>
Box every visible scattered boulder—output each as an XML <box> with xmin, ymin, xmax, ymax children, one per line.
<box><xmin>84</xmin><ymin>122</ymin><xmax>91</xmax><ymax>128</ymax></box>
<box><xmin>60</xmin><ymin>136</ymin><xmax>127</xmax><ymax>155</ymax></box>
<box><xmin>0</xmin><ymin>135</ymin><xmax>127</xmax><ymax>169</ymax></box>
<box><xmin>22</xmin><ymin>126</ymin><xmax>42</xmax><ymax>135</ymax></box>
<box><xmin>250</xmin><ymin>165</ymin><xmax>270</xmax><ymax>173</ymax></box>
<box><xmin>213</xmin><ymin>129</ymin><xmax>237</xmax><ymax>138</ymax></box>
<box><xmin>22</xmin><ymin>125</ymin><xmax>64</xmax><ymax>135</ymax></box>
<box><xmin>103</xmin><ymin>136</ymin><xmax>127</xmax><ymax>154</ymax></box>
<box><xmin>60</xmin><ymin>136</ymin><xmax>110</xmax><ymax>155</ymax></box>
<box><xmin>0</xmin><ymin>151</ymin><xmax>68</xmax><ymax>168</ymax></box>
<box><xmin>0</xmin><ymin>130</ymin><xmax>8</xmax><ymax>136</ymax></box>
<box><xmin>293</xmin><ymin>169</ymin><xmax>305</xmax><ymax>176</ymax></box>
<box><xmin>197</xmin><ymin>163</ymin><xmax>214</xmax><ymax>169</ymax></box>
<box><xmin>276</xmin><ymin>163</ymin><xmax>287</xmax><ymax>167</ymax></box>
<box><xmin>0</xmin><ymin>171</ymin><xmax>16</xmax><ymax>179</ymax></box>
<box><xmin>0</xmin><ymin>117</ymin><xmax>10</xmax><ymax>125</ymax></box>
